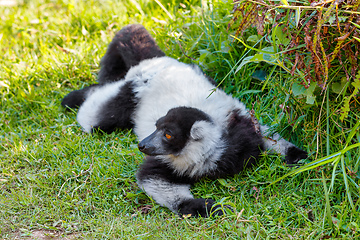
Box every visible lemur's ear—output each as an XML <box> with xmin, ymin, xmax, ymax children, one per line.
<box><xmin>190</xmin><ymin>121</ymin><xmax>213</xmax><ymax>141</ymax></box>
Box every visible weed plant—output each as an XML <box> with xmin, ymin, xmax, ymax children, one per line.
<box><xmin>0</xmin><ymin>0</ymin><xmax>359</xmax><ymax>239</ymax></box>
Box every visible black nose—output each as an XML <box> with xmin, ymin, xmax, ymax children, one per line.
<box><xmin>138</xmin><ymin>142</ymin><xmax>146</xmax><ymax>152</ymax></box>
<box><xmin>138</xmin><ymin>139</ymin><xmax>157</xmax><ymax>155</ymax></box>
<box><xmin>138</xmin><ymin>132</ymin><xmax>158</xmax><ymax>155</ymax></box>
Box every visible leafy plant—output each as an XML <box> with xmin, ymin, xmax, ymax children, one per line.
<box><xmin>229</xmin><ymin>0</ymin><xmax>360</xmax><ymax>232</ymax></box>
<box><xmin>229</xmin><ymin>0</ymin><xmax>360</xmax><ymax>112</ymax></box>
<box><xmin>340</xmin><ymin>63</ymin><xmax>360</xmax><ymax>121</ymax></box>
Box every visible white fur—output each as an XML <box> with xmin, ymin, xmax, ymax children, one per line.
<box><xmin>71</xmin><ymin>43</ymin><xmax>307</xmax><ymax>217</ymax></box>
<box><xmin>137</xmin><ymin>178</ymin><xmax>193</xmax><ymax>212</ymax></box>
<box><xmin>78</xmin><ymin>56</ymin><xmax>248</xmax><ymax>138</ymax></box>
<box><xmin>260</xmin><ymin>125</ymin><xmax>294</xmax><ymax>156</ymax></box>
<box><xmin>77</xmin><ymin>81</ymin><xmax>126</xmax><ymax>132</ymax></box>
<box><xmin>126</xmin><ymin>57</ymin><xmax>248</xmax><ymax>140</ymax></box>
<box><xmin>78</xmin><ymin>56</ymin><xmax>293</xmax><ymax>157</ymax></box>
<box><xmin>164</xmin><ymin>120</ymin><xmax>225</xmax><ymax>177</ymax></box>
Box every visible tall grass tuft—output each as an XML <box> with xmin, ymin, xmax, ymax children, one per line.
<box><xmin>0</xmin><ymin>0</ymin><xmax>359</xmax><ymax>238</ymax></box>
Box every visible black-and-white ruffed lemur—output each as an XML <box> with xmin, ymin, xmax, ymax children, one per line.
<box><xmin>62</xmin><ymin>24</ymin><xmax>308</xmax><ymax>217</ymax></box>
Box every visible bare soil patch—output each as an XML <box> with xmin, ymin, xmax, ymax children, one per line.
<box><xmin>10</xmin><ymin>230</ymin><xmax>81</xmax><ymax>240</ymax></box>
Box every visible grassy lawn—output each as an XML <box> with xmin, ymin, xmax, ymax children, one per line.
<box><xmin>1</xmin><ymin>0</ymin><xmax>359</xmax><ymax>239</ymax></box>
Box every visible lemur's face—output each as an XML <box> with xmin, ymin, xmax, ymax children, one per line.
<box><xmin>138</xmin><ymin>107</ymin><xmax>211</xmax><ymax>156</ymax></box>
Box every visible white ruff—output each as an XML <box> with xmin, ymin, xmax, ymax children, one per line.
<box><xmin>165</xmin><ymin>121</ymin><xmax>225</xmax><ymax>177</ymax></box>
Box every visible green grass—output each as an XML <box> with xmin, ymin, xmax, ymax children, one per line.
<box><xmin>1</xmin><ymin>0</ymin><xmax>359</xmax><ymax>239</ymax></box>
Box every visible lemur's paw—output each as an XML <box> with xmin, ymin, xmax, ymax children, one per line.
<box><xmin>178</xmin><ymin>198</ymin><xmax>231</xmax><ymax>218</ymax></box>
<box><xmin>61</xmin><ymin>90</ymin><xmax>86</xmax><ymax>109</ymax></box>
<box><xmin>285</xmin><ymin>146</ymin><xmax>308</xmax><ymax>165</ymax></box>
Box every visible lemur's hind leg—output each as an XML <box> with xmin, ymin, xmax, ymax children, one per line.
<box><xmin>73</xmin><ymin>81</ymin><xmax>137</xmax><ymax>134</ymax></box>
<box><xmin>137</xmin><ymin>156</ymin><xmax>225</xmax><ymax>217</ymax></box>
<box><xmin>61</xmin><ymin>84</ymin><xmax>100</xmax><ymax>109</ymax></box>
<box><xmin>62</xmin><ymin>24</ymin><xmax>164</xmax><ymax>131</ymax></box>
<box><xmin>260</xmin><ymin>125</ymin><xmax>308</xmax><ymax>164</ymax></box>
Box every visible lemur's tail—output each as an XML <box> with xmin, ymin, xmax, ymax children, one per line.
<box><xmin>98</xmin><ymin>24</ymin><xmax>165</xmax><ymax>84</ymax></box>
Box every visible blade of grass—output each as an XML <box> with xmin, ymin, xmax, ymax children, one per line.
<box><xmin>154</xmin><ymin>0</ymin><xmax>174</xmax><ymax>20</ymax></box>
<box><xmin>321</xmin><ymin>170</ymin><xmax>333</xmax><ymax>227</ymax></box>
<box><xmin>271</xmin><ymin>142</ymin><xmax>360</xmax><ymax>185</ymax></box>
<box><xmin>341</xmin><ymin>155</ymin><xmax>355</xmax><ymax>210</ymax></box>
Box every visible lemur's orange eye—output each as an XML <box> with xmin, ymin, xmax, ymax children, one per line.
<box><xmin>165</xmin><ymin>134</ymin><xmax>172</xmax><ymax>139</ymax></box>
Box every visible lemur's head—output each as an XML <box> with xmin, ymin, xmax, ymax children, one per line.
<box><xmin>138</xmin><ymin>107</ymin><xmax>214</xmax><ymax>156</ymax></box>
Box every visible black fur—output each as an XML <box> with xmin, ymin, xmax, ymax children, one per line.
<box><xmin>137</xmin><ymin>107</ymin><xmax>264</xmax><ymax>180</ymax></box>
<box><xmin>136</xmin><ymin>156</ymin><xmax>225</xmax><ymax>217</ymax></box>
<box><xmin>136</xmin><ymin>157</ymin><xmax>228</xmax><ymax>217</ymax></box>
<box><xmin>136</xmin><ymin>155</ymin><xmax>219</xmax><ymax>217</ymax></box>
<box><xmin>98</xmin><ymin>24</ymin><xmax>165</xmax><ymax>84</ymax></box>
<box><xmin>93</xmin><ymin>82</ymin><xmax>138</xmax><ymax>133</ymax></box>
<box><xmin>178</xmin><ymin>199</ymin><xmax>223</xmax><ymax>217</ymax></box>
<box><xmin>136</xmin><ymin>107</ymin><xmax>264</xmax><ymax>217</ymax></box>
<box><xmin>61</xmin><ymin>84</ymin><xmax>99</xmax><ymax>109</ymax></box>
<box><xmin>138</xmin><ymin>107</ymin><xmax>212</xmax><ymax>157</ymax></box>
<box><xmin>62</xmin><ymin>24</ymin><xmax>308</xmax><ymax>218</ymax></box>
<box><xmin>212</xmin><ymin>111</ymin><xmax>264</xmax><ymax>178</ymax></box>
<box><xmin>62</xmin><ymin>25</ymin><xmax>165</xmax><ymax>112</ymax></box>
<box><xmin>137</xmin><ymin>156</ymin><xmax>198</xmax><ymax>184</ymax></box>
<box><xmin>285</xmin><ymin>146</ymin><xmax>308</xmax><ymax>165</ymax></box>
